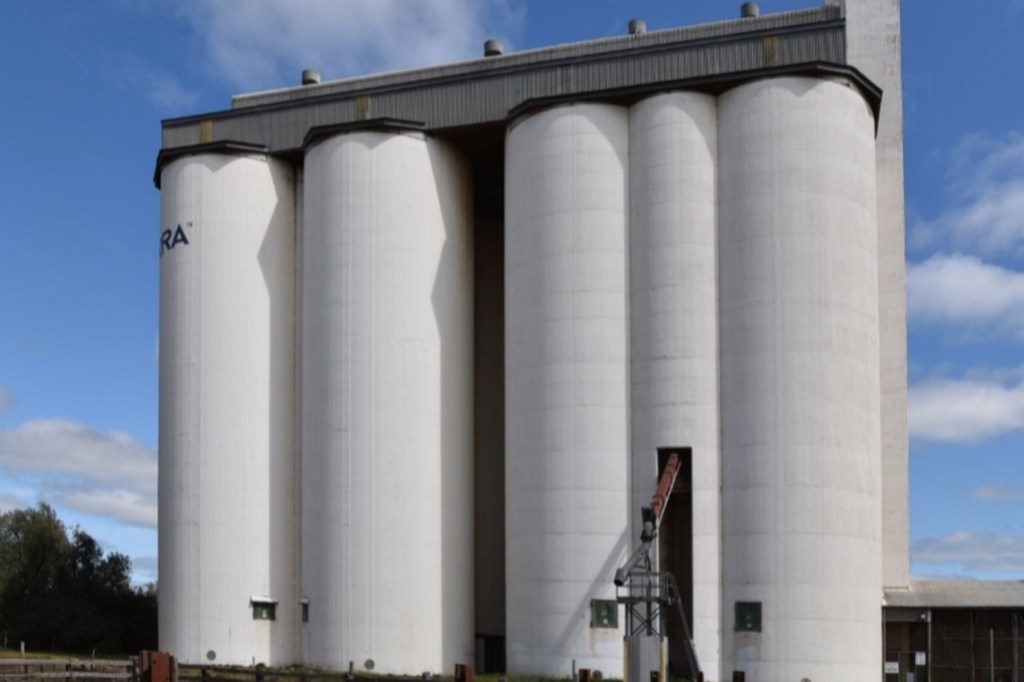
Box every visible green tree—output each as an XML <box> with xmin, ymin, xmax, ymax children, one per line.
<box><xmin>0</xmin><ymin>503</ymin><xmax>71</xmax><ymax>650</ymax></box>
<box><xmin>0</xmin><ymin>503</ymin><xmax>156</xmax><ymax>654</ymax></box>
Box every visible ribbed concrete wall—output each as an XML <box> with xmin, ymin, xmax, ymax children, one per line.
<box><xmin>718</xmin><ymin>77</ymin><xmax>882</xmax><ymax>681</ymax></box>
<box><xmin>300</xmin><ymin>131</ymin><xmax>475</xmax><ymax>673</ymax></box>
<box><xmin>842</xmin><ymin>0</ymin><xmax>910</xmax><ymax>590</ymax></box>
<box><xmin>159</xmin><ymin>153</ymin><xmax>298</xmax><ymax>666</ymax></box>
<box><xmin>505</xmin><ymin>103</ymin><xmax>630</xmax><ymax>677</ymax></box>
<box><xmin>628</xmin><ymin>92</ymin><xmax>721</xmax><ymax>682</ymax></box>
<box><xmin>159</xmin><ymin>71</ymin><xmax>892</xmax><ymax>682</ymax></box>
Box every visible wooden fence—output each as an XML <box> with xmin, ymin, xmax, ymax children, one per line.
<box><xmin>0</xmin><ymin>659</ymin><xmax>137</xmax><ymax>682</ymax></box>
<box><xmin>1</xmin><ymin>658</ymin><xmax>481</xmax><ymax>682</ymax></box>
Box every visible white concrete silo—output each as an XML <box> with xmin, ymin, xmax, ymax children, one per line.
<box><xmin>717</xmin><ymin>77</ymin><xmax>882</xmax><ymax>681</ymax></box>
<box><xmin>158</xmin><ymin>153</ymin><xmax>298</xmax><ymax>666</ymax></box>
<box><xmin>300</xmin><ymin>131</ymin><xmax>475</xmax><ymax>673</ymax></box>
<box><xmin>504</xmin><ymin>103</ymin><xmax>630</xmax><ymax>677</ymax></box>
<box><xmin>628</xmin><ymin>92</ymin><xmax>721</xmax><ymax>681</ymax></box>
<box><xmin>844</xmin><ymin>0</ymin><xmax>910</xmax><ymax>590</ymax></box>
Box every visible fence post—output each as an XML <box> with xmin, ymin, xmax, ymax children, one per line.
<box><xmin>454</xmin><ymin>663</ymin><xmax>473</xmax><ymax>682</ymax></box>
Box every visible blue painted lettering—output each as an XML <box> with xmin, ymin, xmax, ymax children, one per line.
<box><xmin>160</xmin><ymin>224</ymin><xmax>190</xmax><ymax>256</ymax></box>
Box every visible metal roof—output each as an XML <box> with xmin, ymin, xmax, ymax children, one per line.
<box><xmin>885</xmin><ymin>581</ymin><xmax>1024</xmax><ymax>609</ymax></box>
<box><xmin>226</xmin><ymin>6</ymin><xmax>843</xmax><ymax>110</ymax></box>
<box><xmin>154</xmin><ymin>5</ymin><xmax>889</xmax><ymax>187</ymax></box>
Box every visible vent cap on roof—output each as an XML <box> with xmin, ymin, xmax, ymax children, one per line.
<box><xmin>741</xmin><ymin>2</ymin><xmax>760</xmax><ymax>17</ymax></box>
<box><xmin>484</xmin><ymin>39</ymin><xmax>504</xmax><ymax>57</ymax></box>
<box><xmin>301</xmin><ymin>69</ymin><xmax>321</xmax><ymax>85</ymax></box>
<box><xmin>628</xmin><ymin>19</ymin><xmax>647</xmax><ymax>35</ymax></box>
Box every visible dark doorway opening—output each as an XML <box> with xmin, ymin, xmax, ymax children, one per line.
<box><xmin>657</xmin><ymin>447</ymin><xmax>694</xmax><ymax>678</ymax></box>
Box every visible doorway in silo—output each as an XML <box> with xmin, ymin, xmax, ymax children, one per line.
<box><xmin>657</xmin><ymin>447</ymin><xmax>694</xmax><ymax>679</ymax></box>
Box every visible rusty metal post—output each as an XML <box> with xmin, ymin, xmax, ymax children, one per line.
<box><xmin>455</xmin><ymin>663</ymin><xmax>474</xmax><ymax>682</ymax></box>
<box><xmin>579</xmin><ymin>668</ymin><xmax>593</xmax><ymax>682</ymax></box>
<box><xmin>139</xmin><ymin>651</ymin><xmax>173</xmax><ymax>682</ymax></box>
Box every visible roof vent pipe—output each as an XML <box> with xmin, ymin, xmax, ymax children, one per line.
<box><xmin>741</xmin><ymin>2</ymin><xmax>760</xmax><ymax>17</ymax></box>
<box><xmin>484</xmin><ymin>39</ymin><xmax>504</xmax><ymax>57</ymax></box>
<box><xmin>301</xmin><ymin>69</ymin><xmax>321</xmax><ymax>85</ymax></box>
<box><xmin>628</xmin><ymin>19</ymin><xmax>647</xmax><ymax>35</ymax></box>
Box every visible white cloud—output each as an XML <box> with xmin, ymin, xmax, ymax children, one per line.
<box><xmin>146</xmin><ymin>72</ymin><xmax>200</xmax><ymax>111</ymax></box>
<box><xmin>907</xmin><ymin>253</ymin><xmax>1024</xmax><ymax>337</ymax></box>
<box><xmin>132</xmin><ymin>555</ymin><xmax>158</xmax><ymax>584</ymax></box>
<box><xmin>0</xmin><ymin>385</ymin><xmax>12</xmax><ymax>410</ymax></box>
<box><xmin>909</xmin><ymin>370</ymin><xmax>1024</xmax><ymax>443</ymax></box>
<box><xmin>912</xmin><ymin>530</ymin><xmax>1024</xmax><ymax>574</ymax></box>
<box><xmin>0</xmin><ymin>490</ymin><xmax>26</xmax><ymax>514</ymax></box>
<box><xmin>0</xmin><ymin>419</ymin><xmax>157</xmax><ymax>528</ymax></box>
<box><xmin>974</xmin><ymin>485</ymin><xmax>1024</xmax><ymax>501</ymax></box>
<box><xmin>174</xmin><ymin>0</ymin><xmax>524</xmax><ymax>90</ymax></box>
<box><xmin>107</xmin><ymin>56</ymin><xmax>199</xmax><ymax>112</ymax></box>
<box><xmin>911</xmin><ymin>133</ymin><xmax>1024</xmax><ymax>256</ymax></box>
<box><xmin>58</xmin><ymin>489</ymin><xmax>157</xmax><ymax>529</ymax></box>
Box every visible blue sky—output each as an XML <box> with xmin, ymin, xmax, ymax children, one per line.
<box><xmin>1</xmin><ymin>0</ymin><xmax>1022</xmax><ymax>585</ymax></box>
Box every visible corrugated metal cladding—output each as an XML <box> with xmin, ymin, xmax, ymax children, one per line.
<box><xmin>158</xmin><ymin>8</ymin><xmax>844</xmax><ymax>155</ymax></box>
<box><xmin>231</xmin><ymin>6</ymin><xmax>840</xmax><ymax>109</ymax></box>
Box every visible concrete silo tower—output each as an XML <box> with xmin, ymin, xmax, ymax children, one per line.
<box><xmin>155</xmin><ymin>2</ymin><xmax>909</xmax><ymax>678</ymax></box>
<box><xmin>158</xmin><ymin>152</ymin><xmax>298</xmax><ymax>666</ymax></box>
<box><xmin>300</xmin><ymin>130</ymin><xmax>475</xmax><ymax>673</ymax></box>
<box><xmin>842</xmin><ymin>0</ymin><xmax>910</xmax><ymax>593</ymax></box>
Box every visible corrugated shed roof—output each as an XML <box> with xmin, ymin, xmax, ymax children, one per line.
<box><xmin>885</xmin><ymin>581</ymin><xmax>1024</xmax><ymax>608</ymax></box>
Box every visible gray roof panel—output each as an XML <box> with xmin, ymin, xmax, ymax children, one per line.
<box><xmin>158</xmin><ymin>6</ymin><xmax>856</xmax><ymax>161</ymax></box>
<box><xmin>885</xmin><ymin>581</ymin><xmax>1024</xmax><ymax>609</ymax></box>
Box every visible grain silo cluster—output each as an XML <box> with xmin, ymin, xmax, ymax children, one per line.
<box><xmin>157</xmin><ymin>2</ymin><xmax>912</xmax><ymax>680</ymax></box>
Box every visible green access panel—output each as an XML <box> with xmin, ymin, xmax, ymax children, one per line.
<box><xmin>591</xmin><ymin>599</ymin><xmax>618</xmax><ymax>629</ymax></box>
<box><xmin>735</xmin><ymin>601</ymin><xmax>762</xmax><ymax>632</ymax></box>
